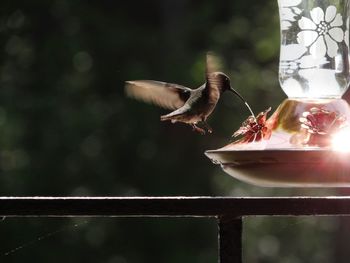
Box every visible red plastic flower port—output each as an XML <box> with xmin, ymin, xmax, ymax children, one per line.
<box><xmin>299</xmin><ymin>107</ymin><xmax>347</xmax><ymax>146</ymax></box>
<box><xmin>233</xmin><ymin>107</ymin><xmax>272</xmax><ymax>143</ymax></box>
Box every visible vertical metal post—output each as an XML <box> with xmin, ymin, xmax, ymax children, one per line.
<box><xmin>218</xmin><ymin>217</ymin><xmax>243</xmax><ymax>263</ymax></box>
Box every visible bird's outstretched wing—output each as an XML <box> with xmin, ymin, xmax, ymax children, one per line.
<box><xmin>125</xmin><ymin>80</ymin><xmax>192</xmax><ymax>110</ymax></box>
<box><xmin>205</xmin><ymin>52</ymin><xmax>223</xmax><ymax>75</ymax></box>
<box><xmin>205</xmin><ymin>52</ymin><xmax>226</xmax><ymax>94</ymax></box>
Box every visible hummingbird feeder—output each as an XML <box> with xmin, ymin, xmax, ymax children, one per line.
<box><xmin>206</xmin><ymin>0</ymin><xmax>350</xmax><ymax>187</ymax></box>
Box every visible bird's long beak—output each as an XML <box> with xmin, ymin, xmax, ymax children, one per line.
<box><xmin>229</xmin><ymin>88</ymin><xmax>255</xmax><ymax>118</ymax></box>
<box><xmin>229</xmin><ymin>87</ymin><xmax>241</xmax><ymax>96</ymax></box>
<box><xmin>228</xmin><ymin>88</ymin><xmax>247</xmax><ymax>106</ymax></box>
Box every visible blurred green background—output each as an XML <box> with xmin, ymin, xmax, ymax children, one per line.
<box><xmin>0</xmin><ymin>0</ymin><xmax>350</xmax><ymax>262</ymax></box>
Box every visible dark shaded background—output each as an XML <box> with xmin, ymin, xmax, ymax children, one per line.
<box><xmin>0</xmin><ymin>0</ymin><xmax>349</xmax><ymax>262</ymax></box>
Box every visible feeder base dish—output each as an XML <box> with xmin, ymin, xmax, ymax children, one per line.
<box><xmin>206</xmin><ymin>99</ymin><xmax>350</xmax><ymax>187</ymax></box>
<box><xmin>205</xmin><ymin>149</ymin><xmax>350</xmax><ymax>187</ymax></box>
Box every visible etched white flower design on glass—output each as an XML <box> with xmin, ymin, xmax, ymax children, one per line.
<box><xmin>278</xmin><ymin>0</ymin><xmax>350</xmax><ymax>99</ymax></box>
<box><xmin>297</xmin><ymin>6</ymin><xmax>343</xmax><ymax>58</ymax></box>
<box><xmin>279</xmin><ymin>0</ymin><xmax>303</xmax><ymax>30</ymax></box>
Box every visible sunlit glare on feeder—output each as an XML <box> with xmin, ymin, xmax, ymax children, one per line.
<box><xmin>332</xmin><ymin>128</ymin><xmax>350</xmax><ymax>152</ymax></box>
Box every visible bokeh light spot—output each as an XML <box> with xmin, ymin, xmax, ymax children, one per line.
<box><xmin>73</xmin><ymin>51</ymin><xmax>93</xmax><ymax>72</ymax></box>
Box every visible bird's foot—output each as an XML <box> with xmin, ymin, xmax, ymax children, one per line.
<box><xmin>201</xmin><ymin>121</ymin><xmax>213</xmax><ymax>134</ymax></box>
<box><xmin>191</xmin><ymin>124</ymin><xmax>206</xmax><ymax>135</ymax></box>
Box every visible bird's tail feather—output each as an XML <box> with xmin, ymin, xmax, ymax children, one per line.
<box><xmin>160</xmin><ymin>114</ymin><xmax>172</xmax><ymax>121</ymax></box>
<box><xmin>160</xmin><ymin>105</ymin><xmax>190</xmax><ymax>121</ymax></box>
<box><xmin>160</xmin><ymin>112</ymin><xmax>182</xmax><ymax>121</ymax></box>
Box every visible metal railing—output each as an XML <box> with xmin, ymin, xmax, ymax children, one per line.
<box><xmin>2</xmin><ymin>196</ymin><xmax>350</xmax><ymax>262</ymax></box>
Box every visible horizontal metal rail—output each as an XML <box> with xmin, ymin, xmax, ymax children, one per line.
<box><xmin>2</xmin><ymin>196</ymin><xmax>350</xmax><ymax>263</ymax></box>
<box><xmin>0</xmin><ymin>196</ymin><xmax>350</xmax><ymax>217</ymax></box>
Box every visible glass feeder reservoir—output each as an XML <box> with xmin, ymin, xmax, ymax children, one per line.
<box><xmin>206</xmin><ymin>0</ymin><xmax>350</xmax><ymax>187</ymax></box>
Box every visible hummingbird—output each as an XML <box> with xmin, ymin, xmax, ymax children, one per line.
<box><xmin>125</xmin><ymin>53</ymin><xmax>254</xmax><ymax>134</ymax></box>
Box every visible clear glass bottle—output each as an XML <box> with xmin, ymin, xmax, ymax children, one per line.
<box><xmin>278</xmin><ymin>0</ymin><xmax>350</xmax><ymax>98</ymax></box>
